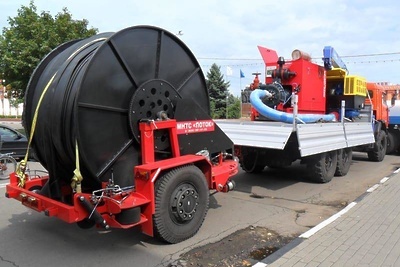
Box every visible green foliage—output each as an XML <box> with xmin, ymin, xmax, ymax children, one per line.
<box><xmin>0</xmin><ymin>1</ymin><xmax>98</xmax><ymax>96</ymax></box>
<box><xmin>227</xmin><ymin>95</ymin><xmax>241</xmax><ymax>119</ymax></box>
<box><xmin>206</xmin><ymin>63</ymin><xmax>241</xmax><ymax>119</ymax></box>
<box><xmin>9</xmin><ymin>97</ymin><xmax>23</xmax><ymax>109</ymax></box>
<box><xmin>206</xmin><ymin>63</ymin><xmax>230</xmax><ymax>119</ymax></box>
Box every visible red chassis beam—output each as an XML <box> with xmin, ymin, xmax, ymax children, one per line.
<box><xmin>5</xmin><ymin>119</ymin><xmax>238</xmax><ymax>237</ymax></box>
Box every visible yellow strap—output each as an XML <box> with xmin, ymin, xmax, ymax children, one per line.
<box><xmin>71</xmin><ymin>140</ymin><xmax>83</xmax><ymax>193</ymax></box>
<box><xmin>16</xmin><ymin>39</ymin><xmax>111</xmax><ymax>188</ymax></box>
<box><xmin>16</xmin><ymin>72</ymin><xmax>58</xmax><ymax>187</ymax></box>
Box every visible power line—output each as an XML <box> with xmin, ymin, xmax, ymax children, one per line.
<box><xmin>200</xmin><ymin>58</ymin><xmax>400</xmax><ymax>68</ymax></box>
<box><xmin>340</xmin><ymin>51</ymin><xmax>400</xmax><ymax>58</ymax></box>
<box><xmin>198</xmin><ymin>51</ymin><xmax>400</xmax><ymax>61</ymax></box>
<box><xmin>198</xmin><ymin>57</ymin><xmax>263</xmax><ymax>61</ymax></box>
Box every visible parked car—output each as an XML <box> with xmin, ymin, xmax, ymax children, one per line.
<box><xmin>0</xmin><ymin>124</ymin><xmax>32</xmax><ymax>159</ymax></box>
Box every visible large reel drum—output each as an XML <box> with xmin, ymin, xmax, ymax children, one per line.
<box><xmin>23</xmin><ymin>26</ymin><xmax>209</xmax><ymax>198</ymax></box>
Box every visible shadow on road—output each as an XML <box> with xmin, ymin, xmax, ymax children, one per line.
<box><xmin>232</xmin><ymin>161</ymin><xmax>313</xmax><ymax>195</ymax></box>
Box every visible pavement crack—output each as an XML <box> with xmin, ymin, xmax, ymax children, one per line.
<box><xmin>247</xmin><ymin>191</ymin><xmax>348</xmax><ymax>209</ymax></box>
<box><xmin>0</xmin><ymin>255</ymin><xmax>19</xmax><ymax>267</ymax></box>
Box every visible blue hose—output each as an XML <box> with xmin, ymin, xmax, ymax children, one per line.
<box><xmin>250</xmin><ymin>89</ymin><xmax>336</xmax><ymax>123</ymax></box>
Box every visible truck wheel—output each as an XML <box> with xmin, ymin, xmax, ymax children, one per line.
<box><xmin>335</xmin><ymin>148</ymin><xmax>352</xmax><ymax>176</ymax></box>
<box><xmin>386</xmin><ymin>131</ymin><xmax>398</xmax><ymax>154</ymax></box>
<box><xmin>368</xmin><ymin>131</ymin><xmax>387</xmax><ymax>162</ymax></box>
<box><xmin>153</xmin><ymin>165</ymin><xmax>209</xmax><ymax>244</ymax></box>
<box><xmin>240</xmin><ymin>147</ymin><xmax>264</xmax><ymax>173</ymax></box>
<box><xmin>307</xmin><ymin>151</ymin><xmax>338</xmax><ymax>183</ymax></box>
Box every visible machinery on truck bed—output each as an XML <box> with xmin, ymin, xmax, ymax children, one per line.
<box><xmin>5</xmin><ymin>26</ymin><xmax>238</xmax><ymax>244</ymax></box>
<box><xmin>219</xmin><ymin>46</ymin><xmax>383</xmax><ymax>183</ymax></box>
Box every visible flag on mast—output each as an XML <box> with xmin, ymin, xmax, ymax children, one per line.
<box><xmin>240</xmin><ymin>69</ymin><xmax>245</xmax><ymax>78</ymax></box>
<box><xmin>226</xmin><ymin>66</ymin><xmax>233</xmax><ymax>76</ymax></box>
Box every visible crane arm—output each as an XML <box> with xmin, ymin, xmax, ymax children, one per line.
<box><xmin>322</xmin><ymin>46</ymin><xmax>348</xmax><ymax>73</ymax></box>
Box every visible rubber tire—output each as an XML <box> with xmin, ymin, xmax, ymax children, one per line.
<box><xmin>368</xmin><ymin>131</ymin><xmax>387</xmax><ymax>162</ymax></box>
<box><xmin>239</xmin><ymin>148</ymin><xmax>264</xmax><ymax>173</ymax></box>
<box><xmin>307</xmin><ymin>151</ymin><xmax>338</xmax><ymax>183</ymax></box>
<box><xmin>335</xmin><ymin>148</ymin><xmax>352</xmax><ymax>177</ymax></box>
<box><xmin>386</xmin><ymin>131</ymin><xmax>398</xmax><ymax>155</ymax></box>
<box><xmin>153</xmin><ymin>165</ymin><xmax>209</xmax><ymax>244</ymax></box>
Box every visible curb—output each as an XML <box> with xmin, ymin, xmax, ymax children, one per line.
<box><xmin>252</xmin><ymin>167</ymin><xmax>400</xmax><ymax>267</ymax></box>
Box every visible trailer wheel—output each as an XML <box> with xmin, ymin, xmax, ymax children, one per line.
<box><xmin>386</xmin><ymin>131</ymin><xmax>398</xmax><ymax>155</ymax></box>
<box><xmin>307</xmin><ymin>151</ymin><xmax>337</xmax><ymax>183</ymax></box>
<box><xmin>153</xmin><ymin>165</ymin><xmax>209</xmax><ymax>244</ymax></box>
<box><xmin>368</xmin><ymin>131</ymin><xmax>387</xmax><ymax>162</ymax></box>
<box><xmin>335</xmin><ymin>148</ymin><xmax>352</xmax><ymax>177</ymax></box>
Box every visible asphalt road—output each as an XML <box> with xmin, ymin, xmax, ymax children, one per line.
<box><xmin>1</xmin><ymin>152</ymin><xmax>399</xmax><ymax>267</ymax></box>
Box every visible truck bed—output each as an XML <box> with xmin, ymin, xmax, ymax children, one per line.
<box><xmin>216</xmin><ymin>120</ymin><xmax>375</xmax><ymax>157</ymax></box>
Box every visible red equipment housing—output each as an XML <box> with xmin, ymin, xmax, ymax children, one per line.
<box><xmin>251</xmin><ymin>46</ymin><xmax>327</xmax><ymax>120</ymax></box>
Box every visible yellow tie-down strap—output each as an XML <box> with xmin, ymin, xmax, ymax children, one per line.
<box><xmin>16</xmin><ymin>73</ymin><xmax>57</xmax><ymax>187</ymax></box>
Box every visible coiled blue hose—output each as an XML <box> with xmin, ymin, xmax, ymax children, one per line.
<box><xmin>250</xmin><ymin>89</ymin><xmax>336</xmax><ymax>123</ymax></box>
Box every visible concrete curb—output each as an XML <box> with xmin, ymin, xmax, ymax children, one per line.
<box><xmin>252</xmin><ymin>167</ymin><xmax>400</xmax><ymax>267</ymax></box>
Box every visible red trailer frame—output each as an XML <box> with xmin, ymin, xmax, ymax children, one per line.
<box><xmin>6</xmin><ymin>119</ymin><xmax>238</xmax><ymax>238</ymax></box>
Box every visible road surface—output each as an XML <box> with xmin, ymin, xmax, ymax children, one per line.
<box><xmin>0</xmin><ymin>151</ymin><xmax>399</xmax><ymax>267</ymax></box>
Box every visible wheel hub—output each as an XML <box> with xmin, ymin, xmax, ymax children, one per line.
<box><xmin>171</xmin><ymin>184</ymin><xmax>199</xmax><ymax>222</ymax></box>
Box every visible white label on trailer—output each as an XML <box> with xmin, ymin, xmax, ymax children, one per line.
<box><xmin>176</xmin><ymin>120</ymin><xmax>215</xmax><ymax>134</ymax></box>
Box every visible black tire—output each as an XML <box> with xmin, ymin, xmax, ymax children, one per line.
<box><xmin>153</xmin><ymin>165</ymin><xmax>209</xmax><ymax>244</ymax></box>
<box><xmin>335</xmin><ymin>148</ymin><xmax>352</xmax><ymax>176</ymax></box>
<box><xmin>368</xmin><ymin>131</ymin><xmax>387</xmax><ymax>162</ymax></box>
<box><xmin>307</xmin><ymin>151</ymin><xmax>338</xmax><ymax>183</ymax></box>
<box><xmin>239</xmin><ymin>147</ymin><xmax>264</xmax><ymax>173</ymax></box>
<box><xmin>386</xmin><ymin>131</ymin><xmax>398</xmax><ymax>155</ymax></box>
<box><xmin>0</xmin><ymin>156</ymin><xmax>17</xmax><ymax>180</ymax></box>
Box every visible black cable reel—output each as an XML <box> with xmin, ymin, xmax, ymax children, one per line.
<box><xmin>23</xmin><ymin>26</ymin><xmax>210</xmax><ymax>199</ymax></box>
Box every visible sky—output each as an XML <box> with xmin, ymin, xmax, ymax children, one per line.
<box><xmin>0</xmin><ymin>0</ymin><xmax>399</xmax><ymax>97</ymax></box>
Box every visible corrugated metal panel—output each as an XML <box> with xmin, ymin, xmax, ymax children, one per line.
<box><xmin>216</xmin><ymin>120</ymin><xmax>375</xmax><ymax>157</ymax></box>
<box><xmin>297</xmin><ymin>123</ymin><xmax>347</xmax><ymax>156</ymax></box>
<box><xmin>344</xmin><ymin>122</ymin><xmax>375</xmax><ymax>147</ymax></box>
<box><xmin>215</xmin><ymin>120</ymin><xmax>293</xmax><ymax>150</ymax></box>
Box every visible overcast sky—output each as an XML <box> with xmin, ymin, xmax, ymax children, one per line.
<box><xmin>0</xmin><ymin>0</ymin><xmax>399</xmax><ymax>96</ymax></box>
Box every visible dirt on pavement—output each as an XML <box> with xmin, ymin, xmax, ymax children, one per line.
<box><xmin>170</xmin><ymin>226</ymin><xmax>297</xmax><ymax>267</ymax></box>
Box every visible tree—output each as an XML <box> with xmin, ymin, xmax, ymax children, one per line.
<box><xmin>206</xmin><ymin>63</ymin><xmax>230</xmax><ymax>119</ymax></box>
<box><xmin>0</xmin><ymin>1</ymin><xmax>98</xmax><ymax>97</ymax></box>
<box><xmin>227</xmin><ymin>95</ymin><xmax>241</xmax><ymax>119</ymax></box>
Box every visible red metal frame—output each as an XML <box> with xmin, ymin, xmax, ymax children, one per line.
<box><xmin>6</xmin><ymin>119</ymin><xmax>238</xmax><ymax>237</ymax></box>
